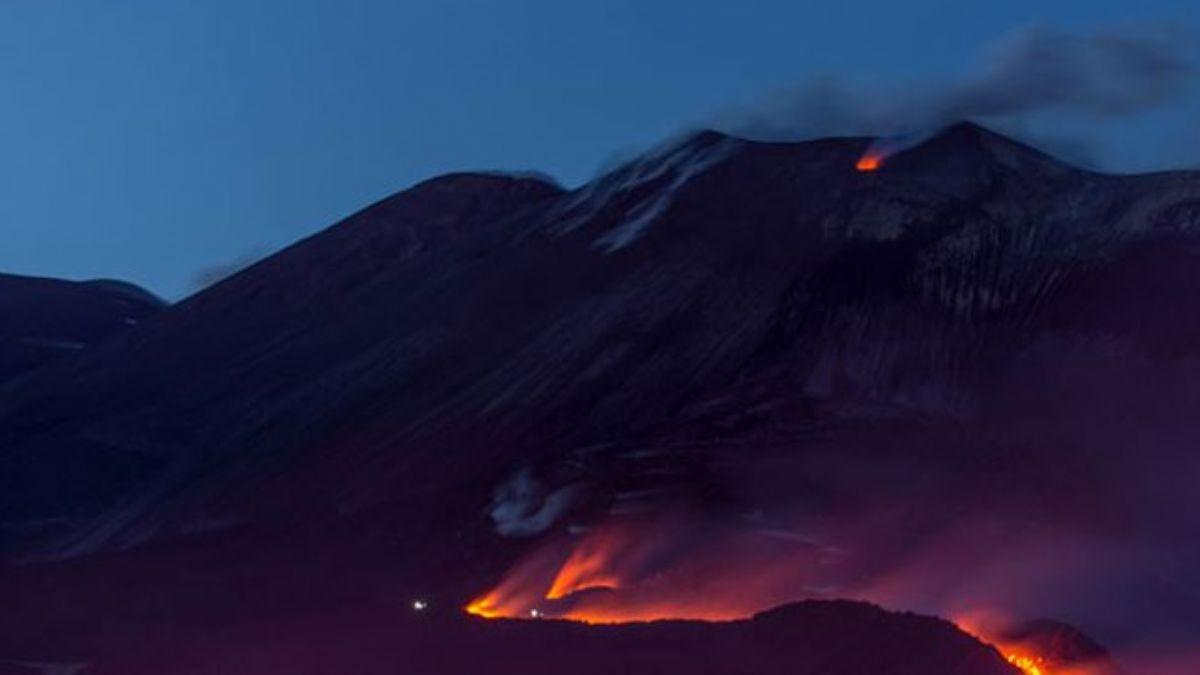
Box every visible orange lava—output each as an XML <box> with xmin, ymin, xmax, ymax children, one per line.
<box><xmin>954</xmin><ymin>615</ymin><xmax>1054</xmax><ymax>675</ymax></box>
<box><xmin>465</xmin><ymin>594</ymin><xmax>505</xmax><ymax>619</ymax></box>
<box><xmin>545</xmin><ymin>534</ymin><xmax>624</xmax><ymax>600</ymax></box>
<box><xmin>856</xmin><ymin>153</ymin><xmax>883</xmax><ymax>171</ymax></box>
<box><xmin>1004</xmin><ymin>652</ymin><xmax>1048</xmax><ymax>675</ymax></box>
<box><xmin>465</xmin><ymin>523</ymin><xmax>1060</xmax><ymax>673</ymax></box>
<box><xmin>464</xmin><ymin>519</ymin><xmax>833</xmax><ymax>624</ymax></box>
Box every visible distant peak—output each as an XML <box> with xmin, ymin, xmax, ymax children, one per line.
<box><xmin>880</xmin><ymin>120</ymin><xmax>1076</xmax><ymax>176</ymax></box>
<box><xmin>81</xmin><ymin>279</ymin><xmax>168</xmax><ymax>307</ymax></box>
<box><xmin>679</xmin><ymin>128</ymin><xmax>736</xmax><ymax>148</ymax></box>
<box><xmin>937</xmin><ymin>121</ymin><xmax>1067</xmax><ymax>159</ymax></box>
<box><xmin>934</xmin><ymin>120</ymin><xmax>991</xmax><ymax>138</ymax></box>
<box><xmin>408</xmin><ymin>170</ymin><xmax>566</xmax><ymax>196</ymax></box>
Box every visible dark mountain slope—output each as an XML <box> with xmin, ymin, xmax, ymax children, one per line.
<box><xmin>2</xmin><ymin>123</ymin><xmax>1198</xmax><ymax>560</ymax></box>
<box><xmin>0</xmin><ymin>273</ymin><xmax>164</xmax><ymax>385</ymax></box>
<box><xmin>0</xmin><ymin>173</ymin><xmax>564</xmax><ymax>550</ymax></box>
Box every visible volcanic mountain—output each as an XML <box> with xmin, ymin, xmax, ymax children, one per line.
<box><xmin>2</xmin><ymin>122</ymin><xmax>1199</xmax><ymax>673</ymax></box>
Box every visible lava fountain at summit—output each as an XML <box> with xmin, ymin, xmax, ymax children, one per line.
<box><xmin>856</xmin><ymin>151</ymin><xmax>884</xmax><ymax>171</ymax></box>
<box><xmin>855</xmin><ymin>130</ymin><xmax>928</xmax><ymax>171</ymax></box>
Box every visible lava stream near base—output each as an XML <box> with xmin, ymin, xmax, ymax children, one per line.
<box><xmin>465</xmin><ymin>522</ymin><xmax>1080</xmax><ymax>674</ymax></box>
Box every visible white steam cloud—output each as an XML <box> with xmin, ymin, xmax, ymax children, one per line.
<box><xmin>190</xmin><ymin>251</ymin><xmax>265</xmax><ymax>293</ymax></box>
<box><xmin>489</xmin><ymin>467</ymin><xmax>582</xmax><ymax>537</ymax></box>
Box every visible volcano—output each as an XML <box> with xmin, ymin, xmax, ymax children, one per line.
<box><xmin>2</xmin><ymin>122</ymin><xmax>1199</xmax><ymax>673</ymax></box>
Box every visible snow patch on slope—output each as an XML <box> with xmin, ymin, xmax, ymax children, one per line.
<box><xmin>542</xmin><ymin>132</ymin><xmax>739</xmax><ymax>245</ymax></box>
<box><xmin>594</xmin><ymin>137</ymin><xmax>737</xmax><ymax>252</ymax></box>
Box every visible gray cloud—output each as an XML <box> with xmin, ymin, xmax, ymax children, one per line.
<box><xmin>944</xmin><ymin>25</ymin><xmax>1195</xmax><ymax>119</ymax></box>
<box><xmin>726</xmin><ymin>24</ymin><xmax>1196</xmax><ymax>143</ymax></box>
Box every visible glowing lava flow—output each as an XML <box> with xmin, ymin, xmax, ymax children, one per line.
<box><xmin>856</xmin><ymin>152</ymin><xmax>884</xmax><ymax>171</ymax></box>
<box><xmin>464</xmin><ymin>520</ymin><xmax>833</xmax><ymax>624</ymax></box>
<box><xmin>545</xmin><ymin>532</ymin><xmax>625</xmax><ymax>600</ymax></box>
<box><xmin>1004</xmin><ymin>653</ymin><xmax>1047</xmax><ymax>675</ymax></box>
<box><xmin>464</xmin><ymin>594</ymin><xmax>505</xmax><ymax>620</ymax></box>
<box><xmin>954</xmin><ymin>616</ymin><xmax>1054</xmax><ymax>675</ymax></box>
<box><xmin>465</xmin><ymin>523</ymin><xmax>1061</xmax><ymax>672</ymax></box>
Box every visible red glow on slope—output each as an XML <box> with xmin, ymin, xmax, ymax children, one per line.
<box><xmin>545</xmin><ymin>530</ymin><xmax>626</xmax><ymax>600</ymax></box>
<box><xmin>953</xmin><ymin>613</ymin><xmax>1074</xmax><ymax>675</ymax></box>
<box><xmin>465</xmin><ymin>521</ymin><xmax>1085</xmax><ymax>673</ymax></box>
<box><xmin>464</xmin><ymin>519</ymin><xmax>825</xmax><ymax>624</ymax></box>
<box><xmin>856</xmin><ymin>152</ymin><xmax>884</xmax><ymax>171</ymax></box>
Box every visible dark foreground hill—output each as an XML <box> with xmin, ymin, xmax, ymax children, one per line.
<box><xmin>0</xmin><ymin>596</ymin><xmax>1020</xmax><ymax>675</ymax></box>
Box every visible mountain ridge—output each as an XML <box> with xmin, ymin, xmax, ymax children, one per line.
<box><xmin>0</xmin><ymin>272</ymin><xmax>164</xmax><ymax>387</ymax></box>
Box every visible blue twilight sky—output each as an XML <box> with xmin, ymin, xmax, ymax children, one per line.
<box><xmin>1</xmin><ymin>1</ymin><xmax>1197</xmax><ymax>300</ymax></box>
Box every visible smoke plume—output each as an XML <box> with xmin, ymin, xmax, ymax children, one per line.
<box><xmin>727</xmin><ymin>24</ymin><xmax>1196</xmax><ymax>157</ymax></box>
<box><xmin>190</xmin><ymin>251</ymin><xmax>265</xmax><ymax>293</ymax></box>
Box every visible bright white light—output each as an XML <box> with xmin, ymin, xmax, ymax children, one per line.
<box><xmin>412</xmin><ymin>600</ymin><xmax>428</xmax><ymax>611</ymax></box>
<box><xmin>529</xmin><ymin>609</ymin><xmax>542</xmax><ymax>618</ymax></box>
